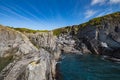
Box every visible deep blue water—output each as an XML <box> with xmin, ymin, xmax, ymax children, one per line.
<box><xmin>58</xmin><ymin>54</ymin><xmax>120</xmax><ymax>80</ymax></box>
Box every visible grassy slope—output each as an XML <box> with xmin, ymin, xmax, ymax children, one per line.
<box><xmin>13</xmin><ymin>28</ymin><xmax>49</xmax><ymax>33</ymax></box>
<box><xmin>52</xmin><ymin>12</ymin><xmax>120</xmax><ymax>36</ymax></box>
<box><xmin>2</xmin><ymin>12</ymin><xmax>120</xmax><ymax>36</ymax></box>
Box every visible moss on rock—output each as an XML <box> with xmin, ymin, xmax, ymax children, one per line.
<box><xmin>0</xmin><ymin>56</ymin><xmax>14</xmax><ymax>72</ymax></box>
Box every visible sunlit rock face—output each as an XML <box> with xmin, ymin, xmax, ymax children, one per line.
<box><xmin>25</xmin><ymin>31</ymin><xmax>61</xmax><ymax>61</ymax></box>
<box><xmin>1</xmin><ymin>49</ymin><xmax>57</xmax><ymax>80</ymax></box>
<box><xmin>0</xmin><ymin>26</ymin><xmax>61</xmax><ymax>80</ymax></box>
<box><xmin>25</xmin><ymin>32</ymin><xmax>57</xmax><ymax>50</ymax></box>
<box><xmin>26</xmin><ymin>49</ymin><xmax>56</xmax><ymax>80</ymax></box>
<box><xmin>0</xmin><ymin>25</ymin><xmax>37</xmax><ymax>58</ymax></box>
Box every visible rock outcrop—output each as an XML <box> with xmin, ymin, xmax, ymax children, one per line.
<box><xmin>77</xmin><ymin>12</ymin><xmax>120</xmax><ymax>59</ymax></box>
<box><xmin>25</xmin><ymin>32</ymin><xmax>61</xmax><ymax>60</ymax></box>
<box><xmin>56</xmin><ymin>34</ymin><xmax>82</xmax><ymax>54</ymax></box>
<box><xmin>52</xmin><ymin>12</ymin><xmax>120</xmax><ymax>60</ymax></box>
<box><xmin>0</xmin><ymin>25</ymin><xmax>61</xmax><ymax>80</ymax></box>
<box><xmin>1</xmin><ymin>49</ymin><xmax>58</xmax><ymax>80</ymax></box>
<box><xmin>25</xmin><ymin>32</ymin><xmax>57</xmax><ymax>50</ymax></box>
<box><xmin>0</xmin><ymin>25</ymin><xmax>37</xmax><ymax>58</ymax></box>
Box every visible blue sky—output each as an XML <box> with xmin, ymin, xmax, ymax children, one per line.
<box><xmin>0</xmin><ymin>0</ymin><xmax>120</xmax><ymax>30</ymax></box>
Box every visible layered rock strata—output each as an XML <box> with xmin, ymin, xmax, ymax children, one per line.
<box><xmin>0</xmin><ymin>26</ymin><xmax>60</xmax><ymax>80</ymax></box>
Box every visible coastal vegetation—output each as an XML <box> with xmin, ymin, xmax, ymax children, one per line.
<box><xmin>3</xmin><ymin>12</ymin><xmax>120</xmax><ymax>36</ymax></box>
<box><xmin>13</xmin><ymin>28</ymin><xmax>49</xmax><ymax>33</ymax></box>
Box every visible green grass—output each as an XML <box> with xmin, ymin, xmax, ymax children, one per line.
<box><xmin>53</xmin><ymin>28</ymin><xmax>66</xmax><ymax>36</ymax></box>
<box><xmin>5</xmin><ymin>12</ymin><xmax>120</xmax><ymax>36</ymax></box>
<box><xmin>53</xmin><ymin>12</ymin><xmax>120</xmax><ymax>36</ymax></box>
<box><xmin>13</xmin><ymin>28</ymin><xmax>49</xmax><ymax>33</ymax></box>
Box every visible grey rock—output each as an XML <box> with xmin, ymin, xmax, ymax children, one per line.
<box><xmin>0</xmin><ymin>26</ymin><xmax>61</xmax><ymax>80</ymax></box>
<box><xmin>77</xmin><ymin>14</ymin><xmax>120</xmax><ymax>58</ymax></box>
<box><xmin>0</xmin><ymin>26</ymin><xmax>38</xmax><ymax>57</ymax></box>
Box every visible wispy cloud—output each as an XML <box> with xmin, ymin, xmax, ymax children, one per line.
<box><xmin>0</xmin><ymin>1</ymin><xmax>66</xmax><ymax>30</ymax></box>
<box><xmin>85</xmin><ymin>10</ymin><xmax>97</xmax><ymax>18</ymax></box>
<box><xmin>91</xmin><ymin>0</ymin><xmax>106</xmax><ymax>5</ymax></box>
<box><xmin>24</xmin><ymin>0</ymin><xmax>48</xmax><ymax>21</ymax></box>
<box><xmin>109</xmin><ymin>0</ymin><xmax>120</xmax><ymax>4</ymax></box>
<box><xmin>91</xmin><ymin>0</ymin><xmax>120</xmax><ymax>5</ymax></box>
<box><xmin>0</xmin><ymin>1</ymin><xmax>51</xmax><ymax>28</ymax></box>
<box><xmin>0</xmin><ymin>12</ymin><xmax>10</xmax><ymax>17</ymax></box>
<box><xmin>96</xmin><ymin>8</ymin><xmax>113</xmax><ymax>17</ymax></box>
<box><xmin>0</xmin><ymin>6</ymin><xmax>32</xmax><ymax>21</ymax></box>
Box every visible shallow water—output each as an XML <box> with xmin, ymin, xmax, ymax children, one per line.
<box><xmin>58</xmin><ymin>53</ymin><xmax>120</xmax><ymax>80</ymax></box>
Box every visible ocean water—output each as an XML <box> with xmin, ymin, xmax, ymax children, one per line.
<box><xmin>58</xmin><ymin>53</ymin><xmax>120</xmax><ymax>80</ymax></box>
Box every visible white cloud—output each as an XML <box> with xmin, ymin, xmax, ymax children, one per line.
<box><xmin>91</xmin><ymin>0</ymin><xmax>106</xmax><ymax>5</ymax></box>
<box><xmin>85</xmin><ymin>10</ymin><xmax>97</xmax><ymax>18</ymax></box>
<box><xmin>109</xmin><ymin>0</ymin><xmax>120</xmax><ymax>4</ymax></box>
<box><xmin>91</xmin><ymin>0</ymin><xmax>120</xmax><ymax>5</ymax></box>
<box><xmin>96</xmin><ymin>8</ymin><xmax>113</xmax><ymax>17</ymax></box>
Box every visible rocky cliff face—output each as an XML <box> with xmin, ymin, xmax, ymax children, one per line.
<box><xmin>25</xmin><ymin>32</ymin><xmax>61</xmax><ymax>60</ymax></box>
<box><xmin>56</xmin><ymin>34</ymin><xmax>82</xmax><ymax>54</ymax></box>
<box><xmin>77</xmin><ymin>12</ymin><xmax>120</xmax><ymax>59</ymax></box>
<box><xmin>53</xmin><ymin>12</ymin><xmax>120</xmax><ymax>60</ymax></box>
<box><xmin>0</xmin><ymin>25</ymin><xmax>60</xmax><ymax>80</ymax></box>
<box><xmin>25</xmin><ymin>32</ymin><xmax>56</xmax><ymax>50</ymax></box>
<box><xmin>0</xmin><ymin>26</ymin><xmax>37</xmax><ymax>58</ymax></box>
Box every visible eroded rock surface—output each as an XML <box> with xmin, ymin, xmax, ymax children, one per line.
<box><xmin>76</xmin><ymin>12</ymin><xmax>120</xmax><ymax>59</ymax></box>
<box><xmin>0</xmin><ymin>26</ymin><xmax>37</xmax><ymax>58</ymax></box>
<box><xmin>0</xmin><ymin>26</ymin><xmax>60</xmax><ymax>80</ymax></box>
<box><xmin>25</xmin><ymin>32</ymin><xmax>56</xmax><ymax>50</ymax></box>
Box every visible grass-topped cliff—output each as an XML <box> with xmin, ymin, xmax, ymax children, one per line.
<box><xmin>52</xmin><ymin>12</ymin><xmax>120</xmax><ymax>36</ymax></box>
<box><xmin>5</xmin><ymin>27</ymin><xmax>49</xmax><ymax>33</ymax></box>
<box><xmin>14</xmin><ymin>28</ymin><xmax>49</xmax><ymax>33</ymax></box>
<box><xmin>1</xmin><ymin>11</ymin><xmax>120</xmax><ymax>36</ymax></box>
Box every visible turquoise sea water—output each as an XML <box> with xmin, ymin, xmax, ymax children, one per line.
<box><xmin>58</xmin><ymin>54</ymin><xmax>120</xmax><ymax>80</ymax></box>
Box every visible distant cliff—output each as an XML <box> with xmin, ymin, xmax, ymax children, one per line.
<box><xmin>53</xmin><ymin>12</ymin><xmax>120</xmax><ymax>60</ymax></box>
<box><xmin>77</xmin><ymin>12</ymin><xmax>120</xmax><ymax>58</ymax></box>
